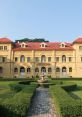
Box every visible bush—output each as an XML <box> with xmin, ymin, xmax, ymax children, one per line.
<box><xmin>50</xmin><ymin>85</ymin><xmax>82</xmax><ymax>117</ymax></box>
<box><xmin>61</xmin><ymin>82</ymin><xmax>77</xmax><ymax>91</ymax></box>
<box><xmin>0</xmin><ymin>84</ymin><xmax>37</xmax><ymax>117</ymax></box>
<box><xmin>9</xmin><ymin>84</ymin><xmax>24</xmax><ymax>92</ymax></box>
<box><xmin>19</xmin><ymin>81</ymin><xmax>31</xmax><ymax>85</ymax></box>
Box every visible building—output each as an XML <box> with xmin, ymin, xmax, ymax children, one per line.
<box><xmin>0</xmin><ymin>37</ymin><xmax>82</xmax><ymax>78</ymax></box>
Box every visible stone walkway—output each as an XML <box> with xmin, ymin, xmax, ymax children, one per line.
<box><xmin>27</xmin><ymin>87</ymin><xmax>56</xmax><ymax>117</ymax></box>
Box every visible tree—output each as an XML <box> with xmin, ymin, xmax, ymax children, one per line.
<box><xmin>15</xmin><ymin>38</ymin><xmax>49</xmax><ymax>42</ymax></box>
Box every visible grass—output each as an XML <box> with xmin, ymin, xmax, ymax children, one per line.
<box><xmin>0</xmin><ymin>81</ymin><xmax>18</xmax><ymax>99</ymax></box>
<box><xmin>67</xmin><ymin>80</ymin><xmax>82</xmax><ymax>99</ymax></box>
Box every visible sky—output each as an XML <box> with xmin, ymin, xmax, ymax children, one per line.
<box><xmin>0</xmin><ymin>0</ymin><xmax>82</xmax><ymax>42</ymax></box>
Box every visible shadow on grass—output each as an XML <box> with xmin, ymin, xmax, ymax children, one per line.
<box><xmin>69</xmin><ymin>86</ymin><xmax>82</xmax><ymax>99</ymax></box>
<box><xmin>0</xmin><ymin>105</ymin><xmax>23</xmax><ymax>117</ymax></box>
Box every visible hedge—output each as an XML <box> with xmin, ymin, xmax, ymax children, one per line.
<box><xmin>49</xmin><ymin>85</ymin><xmax>82</xmax><ymax>117</ymax></box>
<box><xmin>0</xmin><ymin>84</ymin><xmax>37</xmax><ymax>117</ymax></box>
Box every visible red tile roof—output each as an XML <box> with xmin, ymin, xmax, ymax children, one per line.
<box><xmin>73</xmin><ymin>37</ymin><xmax>82</xmax><ymax>43</ymax></box>
<box><xmin>13</xmin><ymin>42</ymin><xmax>74</xmax><ymax>51</ymax></box>
<box><xmin>0</xmin><ymin>38</ymin><xmax>12</xmax><ymax>43</ymax></box>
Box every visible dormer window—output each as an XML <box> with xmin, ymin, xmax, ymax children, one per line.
<box><xmin>60</xmin><ymin>42</ymin><xmax>66</xmax><ymax>48</ymax></box>
<box><xmin>20</xmin><ymin>42</ymin><xmax>27</xmax><ymax>48</ymax></box>
<box><xmin>22</xmin><ymin>44</ymin><xmax>25</xmax><ymax>48</ymax></box>
<box><xmin>40</xmin><ymin>43</ymin><xmax>47</xmax><ymax>48</ymax></box>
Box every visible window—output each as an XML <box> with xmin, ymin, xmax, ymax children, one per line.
<box><xmin>62</xmin><ymin>55</ymin><xmax>66</xmax><ymax>62</ymax></box>
<box><xmin>35</xmin><ymin>68</ymin><xmax>39</xmax><ymax>72</ymax></box>
<box><xmin>69</xmin><ymin>57</ymin><xmax>72</xmax><ymax>62</ymax></box>
<box><xmin>56</xmin><ymin>67</ymin><xmax>60</xmax><ymax>72</ymax></box>
<box><xmin>0</xmin><ymin>57</ymin><xmax>6</xmax><ymax>63</ymax></box>
<box><xmin>48</xmin><ymin>57</ymin><xmax>51</xmax><ymax>62</ymax></box>
<box><xmin>0</xmin><ymin>67</ymin><xmax>3</xmax><ymax>73</ymax></box>
<box><xmin>48</xmin><ymin>68</ymin><xmax>52</xmax><ymax>72</ymax></box>
<box><xmin>2</xmin><ymin>57</ymin><xmax>6</xmax><ymax>62</ymax></box>
<box><xmin>55</xmin><ymin>57</ymin><xmax>59</xmax><ymax>62</ymax></box>
<box><xmin>79</xmin><ymin>46</ymin><xmax>82</xmax><ymax>50</ymax></box>
<box><xmin>0</xmin><ymin>57</ymin><xmax>2</xmax><ymax>62</ymax></box>
<box><xmin>15</xmin><ymin>57</ymin><xmax>18</xmax><ymax>62</ymax></box>
<box><xmin>20</xmin><ymin>55</ymin><xmax>25</xmax><ymax>62</ymax></box>
<box><xmin>60</xmin><ymin>42</ymin><xmax>66</xmax><ymax>48</ymax></box>
<box><xmin>41</xmin><ymin>67</ymin><xmax>46</xmax><ymax>73</ymax></box>
<box><xmin>14</xmin><ymin>68</ymin><xmax>18</xmax><ymax>74</ymax></box>
<box><xmin>69</xmin><ymin>67</ymin><xmax>72</xmax><ymax>72</ymax></box>
<box><xmin>42</xmin><ymin>44</ymin><xmax>44</xmax><ymax>47</ymax></box>
<box><xmin>40</xmin><ymin>43</ymin><xmax>47</xmax><ymax>48</ymax></box>
<box><xmin>27</xmin><ymin>57</ymin><xmax>30</xmax><ymax>62</ymax></box>
<box><xmin>41</xmin><ymin>55</ymin><xmax>46</xmax><ymax>62</ymax></box>
<box><xmin>62</xmin><ymin>67</ymin><xmax>67</xmax><ymax>72</ymax></box>
<box><xmin>20</xmin><ymin>67</ymin><xmax>25</xmax><ymax>73</ymax></box>
<box><xmin>4</xmin><ymin>46</ymin><xmax>7</xmax><ymax>50</ymax></box>
<box><xmin>35</xmin><ymin>57</ymin><xmax>39</xmax><ymax>62</ymax></box>
<box><xmin>61</xmin><ymin>44</ymin><xmax>64</xmax><ymax>47</ymax></box>
<box><xmin>25</xmin><ymin>45</ymin><xmax>28</xmax><ymax>47</ymax></box>
<box><xmin>27</xmin><ymin>68</ymin><xmax>31</xmax><ymax>73</ymax></box>
<box><xmin>21</xmin><ymin>44</ymin><xmax>24</xmax><ymax>48</ymax></box>
<box><xmin>0</xmin><ymin>46</ymin><xmax>3</xmax><ymax>50</ymax></box>
<box><xmin>81</xmin><ymin>57</ymin><xmax>82</xmax><ymax>62</ymax></box>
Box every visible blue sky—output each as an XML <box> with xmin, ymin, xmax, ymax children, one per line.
<box><xmin>0</xmin><ymin>0</ymin><xmax>82</xmax><ymax>42</ymax></box>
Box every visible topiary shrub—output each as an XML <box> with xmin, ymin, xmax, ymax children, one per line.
<box><xmin>49</xmin><ymin>85</ymin><xmax>82</xmax><ymax>117</ymax></box>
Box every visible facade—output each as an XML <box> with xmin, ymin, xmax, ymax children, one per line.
<box><xmin>0</xmin><ymin>37</ymin><xmax>82</xmax><ymax>78</ymax></box>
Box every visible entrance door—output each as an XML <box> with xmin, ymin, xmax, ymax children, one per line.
<box><xmin>20</xmin><ymin>67</ymin><xmax>25</xmax><ymax>76</ymax></box>
<box><xmin>62</xmin><ymin>67</ymin><xmax>67</xmax><ymax>76</ymax></box>
<box><xmin>41</xmin><ymin>67</ymin><xmax>46</xmax><ymax>74</ymax></box>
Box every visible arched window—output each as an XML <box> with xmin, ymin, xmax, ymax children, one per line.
<box><xmin>14</xmin><ymin>68</ymin><xmax>18</xmax><ymax>74</ymax></box>
<box><xmin>41</xmin><ymin>67</ymin><xmax>46</xmax><ymax>73</ymax></box>
<box><xmin>62</xmin><ymin>55</ymin><xmax>66</xmax><ymax>62</ymax></box>
<box><xmin>20</xmin><ymin>67</ymin><xmax>25</xmax><ymax>73</ymax></box>
<box><xmin>20</xmin><ymin>55</ymin><xmax>25</xmax><ymax>62</ymax></box>
<box><xmin>56</xmin><ymin>67</ymin><xmax>60</xmax><ymax>72</ymax></box>
<box><xmin>69</xmin><ymin>67</ymin><xmax>72</xmax><ymax>72</ymax></box>
<box><xmin>48</xmin><ymin>68</ymin><xmax>52</xmax><ymax>72</ymax></box>
<box><xmin>35</xmin><ymin>68</ymin><xmax>39</xmax><ymax>72</ymax></box>
<box><xmin>0</xmin><ymin>67</ymin><xmax>3</xmax><ymax>73</ymax></box>
<box><xmin>62</xmin><ymin>67</ymin><xmax>67</xmax><ymax>72</ymax></box>
<box><xmin>27</xmin><ymin>68</ymin><xmax>31</xmax><ymax>73</ymax></box>
<box><xmin>41</xmin><ymin>55</ymin><xmax>46</xmax><ymax>62</ymax></box>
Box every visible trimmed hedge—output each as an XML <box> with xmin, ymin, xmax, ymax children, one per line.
<box><xmin>0</xmin><ymin>84</ymin><xmax>37</xmax><ymax>117</ymax></box>
<box><xmin>50</xmin><ymin>85</ymin><xmax>82</xmax><ymax>117</ymax></box>
<box><xmin>0</xmin><ymin>78</ymin><xmax>35</xmax><ymax>81</ymax></box>
<box><xmin>61</xmin><ymin>83</ymin><xmax>77</xmax><ymax>91</ymax></box>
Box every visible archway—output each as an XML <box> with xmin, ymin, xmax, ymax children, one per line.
<box><xmin>27</xmin><ymin>68</ymin><xmax>31</xmax><ymax>73</ymax></box>
<box><xmin>14</xmin><ymin>68</ymin><xmax>18</xmax><ymax>74</ymax></box>
<box><xmin>41</xmin><ymin>67</ymin><xmax>46</xmax><ymax>73</ymax></box>
<box><xmin>62</xmin><ymin>67</ymin><xmax>67</xmax><ymax>76</ymax></box>
<box><xmin>20</xmin><ymin>67</ymin><xmax>25</xmax><ymax>76</ymax></box>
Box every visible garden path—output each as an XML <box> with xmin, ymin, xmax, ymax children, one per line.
<box><xmin>27</xmin><ymin>87</ymin><xmax>56</xmax><ymax>117</ymax></box>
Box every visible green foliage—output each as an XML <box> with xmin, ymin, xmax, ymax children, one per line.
<box><xmin>15</xmin><ymin>38</ymin><xmax>49</xmax><ymax>42</ymax></box>
<box><xmin>9</xmin><ymin>84</ymin><xmax>24</xmax><ymax>92</ymax></box>
<box><xmin>50</xmin><ymin>85</ymin><xmax>82</xmax><ymax>117</ymax></box>
<box><xmin>0</xmin><ymin>78</ymin><xmax>34</xmax><ymax>81</ymax></box>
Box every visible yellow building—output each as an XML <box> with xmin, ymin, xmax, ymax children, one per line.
<box><xmin>0</xmin><ymin>37</ymin><xmax>82</xmax><ymax>78</ymax></box>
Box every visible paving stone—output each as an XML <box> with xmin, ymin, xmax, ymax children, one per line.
<box><xmin>27</xmin><ymin>87</ymin><xmax>56</xmax><ymax>117</ymax></box>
